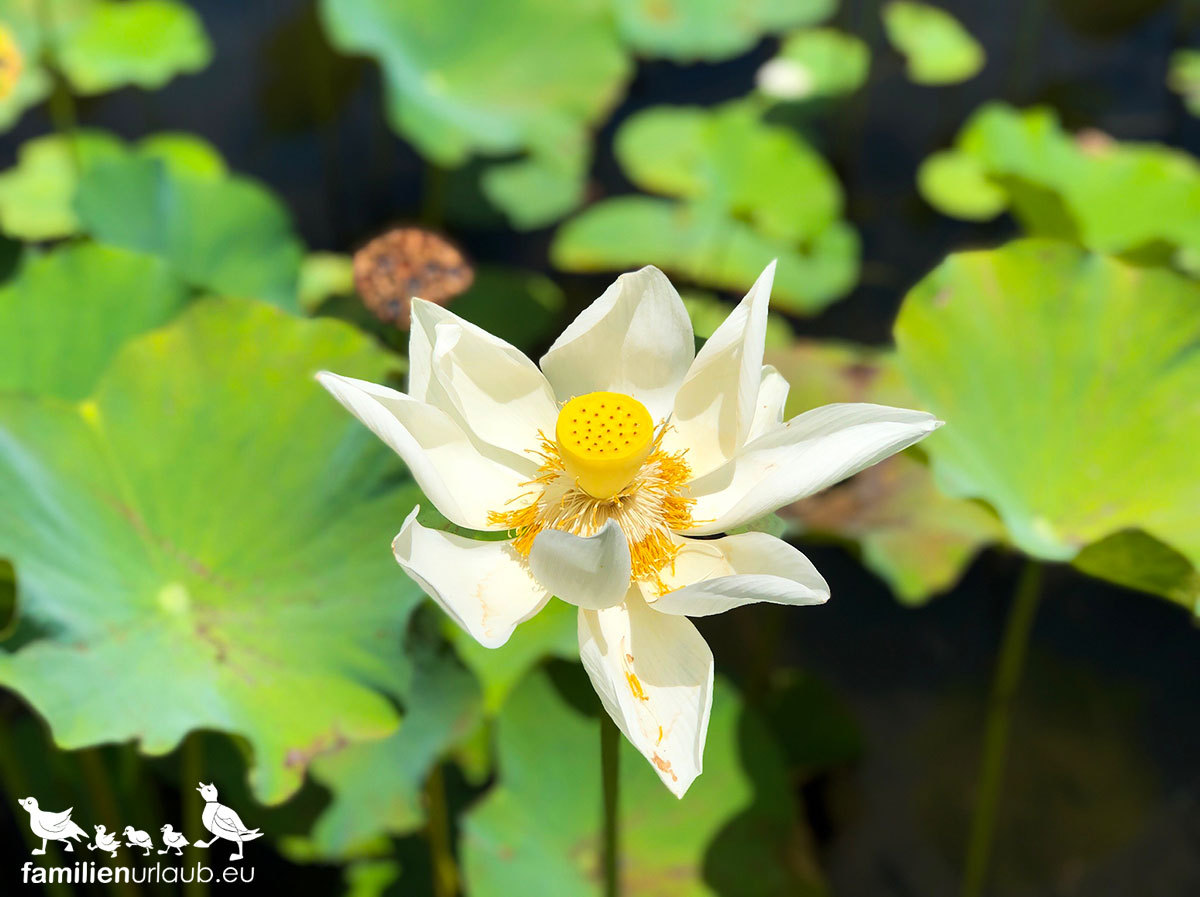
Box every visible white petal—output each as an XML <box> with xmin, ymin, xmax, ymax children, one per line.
<box><xmin>408</xmin><ymin>299</ymin><xmax>558</xmax><ymax>461</ymax></box>
<box><xmin>646</xmin><ymin>532</ymin><xmax>829</xmax><ymax>616</ymax></box>
<box><xmin>540</xmin><ymin>266</ymin><xmax>693</xmax><ymax>420</ymax></box>
<box><xmin>429</xmin><ymin>319</ymin><xmax>559</xmax><ymax>456</ymax></box>
<box><xmin>670</xmin><ymin>262</ymin><xmax>775</xmax><ymax>476</ymax></box>
<box><xmin>317</xmin><ymin>371</ymin><xmax>528</xmax><ymax>530</ymax></box>
<box><xmin>746</xmin><ymin>365</ymin><xmax>790</xmax><ymax>442</ymax></box>
<box><xmin>392</xmin><ymin>508</ymin><xmax>549</xmax><ymax>648</ymax></box>
<box><xmin>687</xmin><ymin>402</ymin><xmax>943</xmax><ymax>535</ymax></box>
<box><xmin>528</xmin><ymin>520</ymin><xmax>631</xmax><ymax>610</ymax></box>
<box><xmin>578</xmin><ymin>593</ymin><xmax>714</xmax><ymax>797</ymax></box>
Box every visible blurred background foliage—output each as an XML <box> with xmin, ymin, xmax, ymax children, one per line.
<box><xmin>0</xmin><ymin>0</ymin><xmax>1198</xmax><ymax>895</ymax></box>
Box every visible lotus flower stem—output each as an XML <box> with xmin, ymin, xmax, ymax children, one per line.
<box><xmin>962</xmin><ymin>560</ymin><xmax>1045</xmax><ymax>897</ymax></box>
<box><xmin>425</xmin><ymin>763</ymin><xmax>459</xmax><ymax>897</ymax></box>
<box><xmin>601</xmin><ymin>712</ymin><xmax>621</xmax><ymax>897</ymax></box>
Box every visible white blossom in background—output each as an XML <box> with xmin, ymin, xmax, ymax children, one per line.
<box><xmin>318</xmin><ymin>263</ymin><xmax>941</xmax><ymax>797</ymax></box>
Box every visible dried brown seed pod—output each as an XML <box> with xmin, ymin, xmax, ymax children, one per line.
<box><xmin>353</xmin><ymin>227</ymin><xmax>474</xmax><ymax>328</ymax></box>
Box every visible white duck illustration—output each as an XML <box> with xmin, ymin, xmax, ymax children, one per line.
<box><xmin>89</xmin><ymin>824</ymin><xmax>120</xmax><ymax>857</ymax></box>
<box><xmin>193</xmin><ymin>783</ymin><xmax>263</xmax><ymax>861</ymax></box>
<box><xmin>123</xmin><ymin>826</ymin><xmax>154</xmax><ymax>856</ymax></box>
<box><xmin>158</xmin><ymin>824</ymin><xmax>189</xmax><ymax>856</ymax></box>
<box><xmin>17</xmin><ymin>798</ymin><xmax>87</xmax><ymax>855</ymax></box>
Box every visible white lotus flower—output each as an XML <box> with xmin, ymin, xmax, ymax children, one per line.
<box><xmin>318</xmin><ymin>263</ymin><xmax>941</xmax><ymax>797</ymax></box>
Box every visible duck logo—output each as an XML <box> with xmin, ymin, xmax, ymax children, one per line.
<box><xmin>17</xmin><ymin>783</ymin><xmax>263</xmax><ymax>862</ymax></box>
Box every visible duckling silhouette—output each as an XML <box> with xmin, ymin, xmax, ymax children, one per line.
<box><xmin>17</xmin><ymin>798</ymin><xmax>86</xmax><ymax>855</ymax></box>
<box><xmin>89</xmin><ymin>824</ymin><xmax>120</xmax><ymax>857</ymax></box>
<box><xmin>123</xmin><ymin>826</ymin><xmax>154</xmax><ymax>856</ymax></box>
<box><xmin>158</xmin><ymin>824</ymin><xmax>189</xmax><ymax>856</ymax></box>
<box><xmin>193</xmin><ymin>783</ymin><xmax>262</xmax><ymax>861</ymax></box>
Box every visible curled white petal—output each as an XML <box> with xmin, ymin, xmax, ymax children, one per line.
<box><xmin>392</xmin><ymin>508</ymin><xmax>548</xmax><ymax>648</ymax></box>
<box><xmin>687</xmin><ymin>402</ymin><xmax>943</xmax><ymax>535</ymax></box>
<box><xmin>578</xmin><ymin>594</ymin><xmax>714</xmax><ymax>797</ymax></box>
<box><xmin>316</xmin><ymin>371</ymin><xmax>528</xmax><ymax>530</ymax></box>
<box><xmin>529</xmin><ymin>520</ymin><xmax>631</xmax><ymax>610</ymax></box>
<box><xmin>670</xmin><ymin>262</ymin><xmax>775</xmax><ymax>476</ymax></box>
<box><xmin>746</xmin><ymin>365</ymin><xmax>790</xmax><ymax>442</ymax></box>
<box><xmin>540</xmin><ymin>266</ymin><xmax>694</xmax><ymax>421</ymax></box>
<box><xmin>646</xmin><ymin>532</ymin><xmax>829</xmax><ymax>616</ymax></box>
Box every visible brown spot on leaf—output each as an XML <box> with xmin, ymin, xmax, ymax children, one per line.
<box><xmin>284</xmin><ymin>730</ymin><xmax>350</xmax><ymax>771</ymax></box>
<box><xmin>1076</xmin><ymin>128</ymin><xmax>1115</xmax><ymax>156</ymax></box>
<box><xmin>353</xmin><ymin>227</ymin><xmax>473</xmax><ymax>328</ymax></box>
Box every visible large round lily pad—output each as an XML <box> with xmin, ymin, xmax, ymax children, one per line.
<box><xmin>0</xmin><ymin>298</ymin><xmax>422</xmax><ymax>802</ymax></box>
<box><xmin>895</xmin><ymin>239</ymin><xmax>1200</xmax><ymax>608</ymax></box>
<box><xmin>768</xmin><ymin>340</ymin><xmax>1001</xmax><ymax>604</ymax></box>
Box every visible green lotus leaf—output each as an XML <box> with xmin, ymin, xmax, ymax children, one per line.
<box><xmin>318</xmin><ymin>0</ymin><xmax>629</xmax><ymax>227</ymax></box>
<box><xmin>925</xmin><ymin>103</ymin><xmax>1200</xmax><ymax>262</ymax></box>
<box><xmin>0</xmin><ymin>131</ymin><xmax>228</xmax><ymax>242</ymax></box>
<box><xmin>895</xmin><ymin>240</ymin><xmax>1200</xmax><ymax>606</ymax></box>
<box><xmin>302</xmin><ymin>613</ymin><xmax>483</xmax><ymax>858</ymax></box>
<box><xmin>611</xmin><ymin>0</ymin><xmax>836</xmax><ymax>63</ymax></box>
<box><xmin>916</xmin><ymin>149</ymin><xmax>1007</xmax><ymax>220</ymax></box>
<box><xmin>882</xmin><ymin>1</ymin><xmax>984</xmax><ymax>85</ymax></box>
<box><xmin>756</xmin><ymin>28</ymin><xmax>871</xmax><ymax>101</ymax></box>
<box><xmin>0</xmin><ymin>131</ymin><xmax>125</xmax><ymax>240</ymax></box>
<box><xmin>615</xmin><ymin>103</ymin><xmax>842</xmax><ymax>244</ymax></box>
<box><xmin>1073</xmin><ymin>530</ymin><xmax>1200</xmax><ymax>612</ymax></box>
<box><xmin>343</xmin><ymin>860</ymin><xmax>401</xmax><ymax>897</ymax></box>
<box><xmin>479</xmin><ymin>149</ymin><xmax>589</xmax><ymax>230</ymax></box>
<box><xmin>553</xmin><ymin>196</ymin><xmax>859</xmax><ymax>314</ymax></box>
<box><xmin>76</xmin><ymin>151</ymin><xmax>305</xmax><ymax>310</ymax></box>
<box><xmin>56</xmin><ymin>0</ymin><xmax>211</xmax><ymax>94</ymax></box>
<box><xmin>768</xmin><ymin>339</ymin><xmax>1001</xmax><ymax>603</ymax></box>
<box><xmin>0</xmin><ymin>298</ymin><xmax>422</xmax><ymax>802</ymax></box>
<box><xmin>462</xmin><ymin>667</ymin><xmax>827</xmax><ymax>897</ymax></box>
<box><xmin>0</xmin><ymin>242</ymin><xmax>189</xmax><ymax>400</ymax></box>
<box><xmin>1168</xmin><ymin>49</ymin><xmax>1200</xmax><ymax>117</ymax></box>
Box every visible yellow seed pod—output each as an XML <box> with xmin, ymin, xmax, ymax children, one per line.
<box><xmin>0</xmin><ymin>26</ymin><xmax>22</xmax><ymax>102</ymax></box>
<box><xmin>555</xmin><ymin>391</ymin><xmax>654</xmax><ymax>499</ymax></box>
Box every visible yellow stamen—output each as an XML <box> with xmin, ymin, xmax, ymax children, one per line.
<box><xmin>488</xmin><ymin>396</ymin><xmax>696</xmax><ymax>591</ymax></box>
<box><xmin>555</xmin><ymin>391</ymin><xmax>654</xmax><ymax>499</ymax></box>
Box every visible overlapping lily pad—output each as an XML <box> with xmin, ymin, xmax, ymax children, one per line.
<box><xmin>895</xmin><ymin>239</ymin><xmax>1200</xmax><ymax>609</ymax></box>
<box><xmin>75</xmin><ymin>142</ymin><xmax>304</xmax><ymax>310</ymax></box>
<box><xmin>757</xmin><ymin>28</ymin><xmax>871</xmax><ymax>101</ymax></box>
<box><xmin>0</xmin><ymin>299</ymin><xmax>423</xmax><ymax>802</ymax></box>
<box><xmin>301</xmin><ymin>614</ymin><xmax>483</xmax><ymax>858</ymax></box>
<box><xmin>553</xmin><ymin>103</ymin><xmax>859</xmax><ymax>313</ymax></box>
<box><xmin>0</xmin><ymin>242</ymin><xmax>188</xmax><ymax>399</ymax></box>
<box><xmin>882</xmin><ymin>1</ymin><xmax>984</xmax><ymax>85</ymax></box>
<box><xmin>318</xmin><ymin>0</ymin><xmax>629</xmax><ymax>228</ymax></box>
<box><xmin>768</xmin><ymin>340</ymin><xmax>1000</xmax><ymax>603</ymax></box>
<box><xmin>0</xmin><ymin>130</ymin><xmax>300</xmax><ymax>310</ymax></box>
<box><xmin>462</xmin><ymin>667</ymin><xmax>827</xmax><ymax>896</ymax></box>
<box><xmin>917</xmin><ymin>103</ymin><xmax>1200</xmax><ymax>266</ymax></box>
